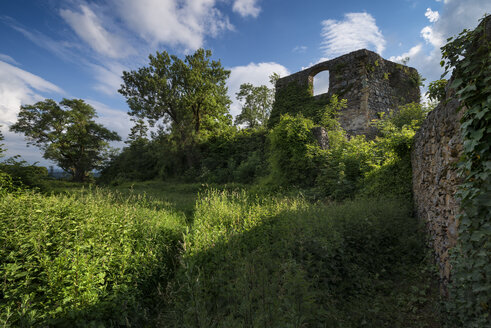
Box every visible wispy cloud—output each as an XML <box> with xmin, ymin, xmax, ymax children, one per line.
<box><xmin>60</xmin><ymin>5</ymin><xmax>134</xmax><ymax>59</ymax></box>
<box><xmin>114</xmin><ymin>0</ymin><xmax>234</xmax><ymax>50</ymax></box>
<box><xmin>0</xmin><ymin>59</ymin><xmax>64</xmax><ymax>165</ymax></box>
<box><xmin>88</xmin><ymin>62</ymin><xmax>128</xmax><ymax>96</ymax></box>
<box><xmin>391</xmin><ymin>0</ymin><xmax>491</xmax><ymax>86</ymax></box>
<box><xmin>85</xmin><ymin>99</ymin><xmax>131</xmax><ymax>142</ymax></box>
<box><xmin>320</xmin><ymin>12</ymin><xmax>386</xmax><ymax>58</ymax></box>
<box><xmin>293</xmin><ymin>45</ymin><xmax>308</xmax><ymax>53</ymax></box>
<box><xmin>1</xmin><ymin>16</ymin><xmax>77</xmax><ymax>62</ymax></box>
<box><xmin>233</xmin><ymin>0</ymin><xmax>261</xmax><ymax>18</ymax></box>
<box><xmin>0</xmin><ymin>53</ymin><xmax>19</xmax><ymax>66</ymax></box>
<box><xmin>0</xmin><ymin>60</ymin><xmax>64</xmax><ymax>125</ymax></box>
<box><xmin>389</xmin><ymin>44</ymin><xmax>423</xmax><ymax>63</ymax></box>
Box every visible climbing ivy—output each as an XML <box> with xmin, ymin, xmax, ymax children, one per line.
<box><xmin>440</xmin><ymin>15</ymin><xmax>491</xmax><ymax>327</ymax></box>
<box><xmin>268</xmin><ymin>82</ymin><xmax>326</xmax><ymax>128</ymax></box>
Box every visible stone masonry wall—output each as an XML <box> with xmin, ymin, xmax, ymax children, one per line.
<box><xmin>274</xmin><ymin>49</ymin><xmax>420</xmax><ymax>136</ymax></box>
<box><xmin>411</xmin><ymin>89</ymin><xmax>463</xmax><ymax>292</ymax></box>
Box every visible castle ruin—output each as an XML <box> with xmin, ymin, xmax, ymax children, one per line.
<box><xmin>271</xmin><ymin>49</ymin><xmax>421</xmax><ymax>135</ymax></box>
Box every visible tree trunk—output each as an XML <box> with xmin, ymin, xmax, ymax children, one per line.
<box><xmin>72</xmin><ymin>168</ymin><xmax>87</xmax><ymax>182</ymax></box>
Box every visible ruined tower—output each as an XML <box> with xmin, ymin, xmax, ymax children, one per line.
<box><xmin>270</xmin><ymin>49</ymin><xmax>421</xmax><ymax>135</ymax></box>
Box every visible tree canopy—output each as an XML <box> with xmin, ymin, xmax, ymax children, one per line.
<box><xmin>10</xmin><ymin>98</ymin><xmax>121</xmax><ymax>182</ymax></box>
<box><xmin>234</xmin><ymin>73</ymin><xmax>279</xmax><ymax>129</ymax></box>
<box><xmin>234</xmin><ymin>83</ymin><xmax>274</xmax><ymax>128</ymax></box>
<box><xmin>119</xmin><ymin>48</ymin><xmax>232</xmax><ymax>147</ymax></box>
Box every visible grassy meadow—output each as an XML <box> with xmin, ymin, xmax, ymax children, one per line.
<box><xmin>0</xmin><ymin>180</ymin><xmax>441</xmax><ymax>327</ymax></box>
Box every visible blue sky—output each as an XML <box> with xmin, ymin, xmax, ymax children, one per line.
<box><xmin>1</xmin><ymin>0</ymin><xmax>489</xmax><ymax>166</ymax></box>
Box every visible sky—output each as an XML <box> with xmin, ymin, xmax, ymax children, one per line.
<box><xmin>0</xmin><ymin>0</ymin><xmax>489</xmax><ymax>167</ymax></box>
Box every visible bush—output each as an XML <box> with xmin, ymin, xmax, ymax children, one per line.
<box><xmin>268</xmin><ymin>114</ymin><xmax>326</xmax><ymax>186</ymax></box>
<box><xmin>0</xmin><ymin>158</ymin><xmax>48</xmax><ymax>191</ymax></box>
<box><xmin>0</xmin><ymin>189</ymin><xmax>186</xmax><ymax>326</ymax></box>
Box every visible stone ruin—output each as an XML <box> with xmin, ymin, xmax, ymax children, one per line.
<box><xmin>273</xmin><ymin>49</ymin><xmax>421</xmax><ymax>135</ymax></box>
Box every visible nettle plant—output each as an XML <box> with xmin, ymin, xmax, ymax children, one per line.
<box><xmin>440</xmin><ymin>15</ymin><xmax>490</xmax><ymax>327</ymax></box>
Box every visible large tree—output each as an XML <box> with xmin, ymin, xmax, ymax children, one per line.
<box><xmin>119</xmin><ymin>48</ymin><xmax>231</xmax><ymax>147</ymax></box>
<box><xmin>10</xmin><ymin>99</ymin><xmax>121</xmax><ymax>182</ymax></box>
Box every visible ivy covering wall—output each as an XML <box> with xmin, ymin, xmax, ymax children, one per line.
<box><xmin>442</xmin><ymin>15</ymin><xmax>491</xmax><ymax>327</ymax></box>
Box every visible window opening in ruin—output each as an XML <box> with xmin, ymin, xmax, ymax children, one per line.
<box><xmin>313</xmin><ymin>70</ymin><xmax>329</xmax><ymax>96</ymax></box>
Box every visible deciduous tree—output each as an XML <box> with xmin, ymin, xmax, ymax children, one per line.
<box><xmin>234</xmin><ymin>83</ymin><xmax>274</xmax><ymax>128</ymax></box>
<box><xmin>119</xmin><ymin>48</ymin><xmax>231</xmax><ymax>148</ymax></box>
<box><xmin>10</xmin><ymin>99</ymin><xmax>120</xmax><ymax>182</ymax></box>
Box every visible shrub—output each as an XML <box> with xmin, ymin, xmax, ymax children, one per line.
<box><xmin>0</xmin><ymin>189</ymin><xmax>186</xmax><ymax>326</ymax></box>
<box><xmin>0</xmin><ymin>158</ymin><xmax>48</xmax><ymax>191</ymax></box>
<box><xmin>268</xmin><ymin>114</ymin><xmax>326</xmax><ymax>186</ymax></box>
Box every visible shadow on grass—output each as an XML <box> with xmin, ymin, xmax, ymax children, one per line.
<box><xmin>164</xmin><ymin>197</ymin><xmax>442</xmax><ymax>328</ymax></box>
<box><xmin>24</xmin><ymin>192</ymin><xmax>440</xmax><ymax>328</ymax></box>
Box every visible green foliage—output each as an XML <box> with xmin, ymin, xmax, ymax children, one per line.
<box><xmin>100</xmin><ymin>128</ymin><xmax>269</xmax><ymax>185</ymax></box>
<box><xmin>0</xmin><ymin>171</ymin><xmax>16</xmax><ymax>195</ymax></box>
<box><xmin>198</xmin><ymin>128</ymin><xmax>268</xmax><ymax>183</ymax></box>
<box><xmin>0</xmin><ymin>158</ymin><xmax>48</xmax><ymax>191</ymax></box>
<box><xmin>98</xmin><ymin>138</ymin><xmax>163</xmax><ymax>184</ymax></box>
<box><xmin>9</xmin><ymin>99</ymin><xmax>120</xmax><ymax>182</ymax></box>
<box><xmin>318</xmin><ymin>133</ymin><xmax>374</xmax><ymax>200</ymax></box>
<box><xmin>268</xmin><ymin>114</ymin><xmax>326</xmax><ymax>186</ymax></box>
<box><xmin>0</xmin><ymin>188</ymin><xmax>186</xmax><ymax>326</ymax></box>
<box><xmin>426</xmin><ymin>79</ymin><xmax>448</xmax><ymax>103</ymax></box>
<box><xmin>119</xmin><ymin>48</ymin><xmax>232</xmax><ymax>153</ymax></box>
<box><xmin>0</xmin><ymin>180</ymin><xmax>441</xmax><ymax>326</ymax></box>
<box><xmin>440</xmin><ymin>15</ymin><xmax>491</xmax><ymax>327</ymax></box>
<box><xmin>268</xmin><ymin>81</ymin><xmax>326</xmax><ymax>128</ymax></box>
<box><xmin>359</xmin><ymin>103</ymin><xmax>429</xmax><ymax>199</ymax></box>
<box><xmin>235</xmin><ymin>83</ymin><xmax>274</xmax><ymax>128</ymax></box>
<box><xmin>167</xmin><ymin>190</ymin><xmax>439</xmax><ymax>327</ymax></box>
<box><xmin>267</xmin><ymin>100</ymin><xmax>427</xmax><ymax>200</ymax></box>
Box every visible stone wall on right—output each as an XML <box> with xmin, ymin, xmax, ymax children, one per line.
<box><xmin>411</xmin><ymin>90</ymin><xmax>463</xmax><ymax>293</ymax></box>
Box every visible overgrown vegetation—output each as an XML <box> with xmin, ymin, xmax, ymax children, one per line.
<box><xmin>0</xmin><ymin>187</ymin><xmax>186</xmax><ymax>326</ymax></box>
<box><xmin>440</xmin><ymin>15</ymin><xmax>491</xmax><ymax>327</ymax></box>
<box><xmin>8</xmin><ymin>15</ymin><xmax>491</xmax><ymax>328</ymax></box>
<box><xmin>10</xmin><ymin>99</ymin><xmax>121</xmax><ymax>182</ymax></box>
<box><xmin>0</xmin><ymin>182</ymin><xmax>440</xmax><ymax>327</ymax></box>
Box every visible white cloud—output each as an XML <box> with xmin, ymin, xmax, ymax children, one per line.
<box><xmin>60</xmin><ymin>5</ymin><xmax>133</xmax><ymax>59</ymax></box>
<box><xmin>425</xmin><ymin>8</ymin><xmax>440</xmax><ymax>23</ymax></box>
<box><xmin>85</xmin><ymin>99</ymin><xmax>131</xmax><ymax>145</ymax></box>
<box><xmin>0</xmin><ymin>54</ymin><xmax>19</xmax><ymax>66</ymax></box>
<box><xmin>3</xmin><ymin>17</ymin><xmax>77</xmax><ymax>62</ymax></box>
<box><xmin>88</xmin><ymin>62</ymin><xmax>128</xmax><ymax>96</ymax></box>
<box><xmin>233</xmin><ymin>0</ymin><xmax>261</xmax><ymax>18</ymax></box>
<box><xmin>227</xmin><ymin>62</ymin><xmax>289</xmax><ymax>117</ymax></box>
<box><xmin>321</xmin><ymin>12</ymin><xmax>386</xmax><ymax>58</ymax></box>
<box><xmin>114</xmin><ymin>0</ymin><xmax>234</xmax><ymax>50</ymax></box>
<box><xmin>293</xmin><ymin>45</ymin><xmax>308</xmax><ymax>53</ymax></box>
<box><xmin>0</xmin><ymin>60</ymin><xmax>64</xmax><ymax>165</ymax></box>
<box><xmin>389</xmin><ymin>44</ymin><xmax>423</xmax><ymax>63</ymax></box>
<box><xmin>390</xmin><ymin>0</ymin><xmax>491</xmax><ymax>90</ymax></box>
<box><xmin>421</xmin><ymin>25</ymin><xmax>444</xmax><ymax>47</ymax></box>
<box><xmin>0</xmin><ymin>61</ymin><xmax>64</xmax><ymax>125</ymax></box>
<box><xmin>313</xmin><ymin>71</ymin><xmax>330</xmax><ymax>96</ymax></box>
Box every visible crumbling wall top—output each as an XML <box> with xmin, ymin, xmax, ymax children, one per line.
<box><xmin>271</xmin><ymin>49</ymin><xmax>421</xmax><ymax>135</ymax></box>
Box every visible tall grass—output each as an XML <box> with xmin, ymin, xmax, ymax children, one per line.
<box><xmin>0</xmin><ymin>188</ymin><xmax>186</xmax><ymax>326</ymax></box>
<box><xmin>1</xmin><ymin>183</ymin><xmax>440</xmax><ymax>327</ymax></box>
<box><xmin>168</xmin><ymin>190</ymin><xmax>440</xmax><ymax>327</ymax></box>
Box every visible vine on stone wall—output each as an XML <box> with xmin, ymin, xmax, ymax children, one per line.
<box><xmin>441</xmin><ymin>15</ymin><xmax>490</xmax><ymax>327</ymax></box>
<box><xmin>268</xmin><ymin>82</ymin><xmax>326</xmax><ymax>128</ymax></box>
